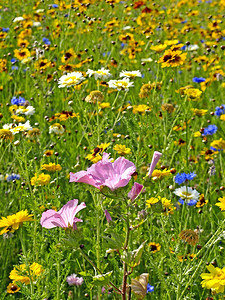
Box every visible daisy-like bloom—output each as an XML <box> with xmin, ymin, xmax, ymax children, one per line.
<box><xmin>5</xmin><ymin>121</ymin><xmax>33</xmax><ymax>135</ymax></box>
<box><xmin>132</xmin><ymin>104</ymin><xmax>151</xmax><ymax>115</ymax></box>
<box><xmin>151</xmin><ymin>169</ymin><xmax>171</xmax><ymax>180</ymax></box>
<box><xmin>108</xmin><ymin>78</ymin><xmax>134</xmax><ymax>91</ymax></box>
<box><xmin>66</xmin><ymin>274</ymin><xmax>84</xmax><ymax>286</ymax></box>
<box><xmin>86</xmin><ymin>68</ymin><xmax>112</xmax><ymax>80</ymax></box>
<box><xmin>0</xmin><ymin>129</ymin><xmax>14</xmax><ymax>141</ymax></box>
<box><xmin>41</xmin><ymin>163</ymin><xmax>62</xmax><ymax>172</ymax></box>
<box><xmin>9</xmin><ymin>262</ymin><xmax>44</xmax><ymax>285</ymax></box>
<box><xmin>0</xmin><ymin>210</ymin><xmax>33</xmax><ymax>235</ymax></box>
<box><xmin>49</xmin><ymin>123</ymin><xmax>65</xmax><ymax>135</ymax></box>
<box><xmin>7</xmin><ymin>282</ymin><xmax>20</xmax><ymax>294</ymax></box>
<box><xmin>150</xmin><ymin>44</ymin><xmax>167</xmax><ymax>53</ymax></box>
<box><xmin>13</xmin><ymin>16</ymin><xmax>25</xmax><ymax>22</ymax></box>
<box><xmin>58</xmin><ymin>72</ymin><xmax>85</xmax><ymax>88</ymax></box>
<box><xmin>174</xmin><ymin>186</ymin><xmax>200</xmax><ymax>205</ymax></box>
<box><xmin>85</xmin><ymin>143</ymin><xmax>110</xmax><ymax>163</ymax></box>
<box><xmin>85</xmin><ymin>90</ymin><xmax>104</xmax><ymax>103</ymax></box>
<box><xmin>15</xmin><ymin>106</ymin><xmax>35</xmax><ymax>116</ymax></box>
<box><xmin>177</xmin><ymin>253</ymin><xmax>196</xmax><ymax>262</ymax></box>
<box><xmin>26</xmin><ymin>128</ymin><xmax>41</xmax><ymax>140</ymax></box>
<box><xmin>40</xmin><ymin>199</ymin><xmax>86</xmax><ymax>230</ymax></box>
<box><xmin>113</xmin><ymin>144</ymin><xmax>131</xmax><ymax>155</ymax></box>
<box><xmin>158</xmin><ymin>49</ymin><xmax>187</xmax><ymax>68</ymax></box>
<box><xmin>179</xmin><ymin>229</ymin><xmax>199</xmax><ymax>246</ymax></box>
<box><xmin>191</xmin><ymin>108</ymin><xmax>208</xmax><ymax>116</ymax></box>
<box><xmin>148</xmin><ymin>242</ymin><xmax>161</xmax><ymax>253</ymax></box>
<box><xmin>184</xmin><ymin>88</ymin><xmax>202</xmax><ymax>100</ymax></box>
<box><xmin>146</xmin><ymin>197</ymin><xmax>160</xmax><ymax>208</ymax></box>
<box><xmin>119</xmin><ymin>70</ymin><xmax>142</xmax><ymax>78</ymax></box>
<box><xmin>30</xmin><ymin>173</ymin><xmax>51</xmax><ymax>186</ymax></box>
<box><xmin>216</xmin><ymin>197</ymin><xmax>225</xmax><ymax>211</ymax></box>
<box><xmin>210</xmin><ymin>138</ymin><xmax>225</xmax><ymax>151</ymax></box>
<box><xmin>44</xmin><ymin>150</ymin><xmax>54</xmax><ymax>157</ymax></box>
<box><xmin>14</xmin><ymin>48</ymin><xmax>31</xmax><ymax>61</ymax></box>
<box><xmin>70</xmin><ymin>152</ymin><xmax>136</xmax><ymax>192</ymax></box>
<box><xmin>201</xmin><ymin>264</ymin><xmax>225</xmax><ymax>294</ymax></box>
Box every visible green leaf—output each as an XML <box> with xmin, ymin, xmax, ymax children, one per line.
<box><xmin>121</xmin><ymin>241</ymin><xmax>146</xmax><ymax>267</ymax></box>
<box><xmin>104</xmin><ymin>231</ymin><xmax>124</xmax><ymax>250</ymax></box>
<box><xmin>92</xmin><ymin>271</ymin><xmax>113</xmax><ymax>286</ymax></box>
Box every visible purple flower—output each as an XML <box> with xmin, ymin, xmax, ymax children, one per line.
<box><xmin>70</xmin><ymin>153</ymin><xmax>136</xmax><ymax>191</ymax></box>
<box><xmin>128</xmin><ymin>182</ymin><xmax>143</xmax><ymax>201</ymax></box>
<box><xmin>192</xmin><ymin>77</ymin><xmax>206</xmax><ymax>83</ymax></box>
<box><xmin>202</xmin><ymin>125</ymin><xmax>217</xmax><ymax>136</ymax></box>
<box><xmin>40</xmin><ymin>199</ymin><xmax>86</xmax><ymax>230</ymax></box>
<box><xmin>148</xmin><ymin>151</ymin><xmax>162</xmax><ymax>177</ymax></box>
<box><xmin>147</xmin><ymin>283</ymin><xmax>154</xmax><ymax>293</ymax></box>
<box><xmin>104</xmin><ymin>209</ymin><xmax>112</xmax><ymax>223</ymax></box>
<box><xmin>66</xmin><ymin>274</ymin><xmax>84</xmax><ymax>286</ymax></box>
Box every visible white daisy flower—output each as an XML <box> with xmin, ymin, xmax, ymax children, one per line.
<box><xmin>13</xmin><ymin>17</ymin><xmax>24</xmax><ymax>23</ymax></box>
<box><xmin>58</xmin><ymin>72</ymin><xmax>85</xmax><ymax>88</ymax></box>
<box><xmin>174</xmin><ymin>186</ymin><xmax>200</xmax><ymax>200</ymax></box>
<box><xmin>16</xmin><ymin>106</ymin><xmax>35</xmax><ymax>116</ymax></box>
<box><xmin>11</xmin><ymin>121</ymin><xmax>32</xmax><ymax>134</ymax></box>
<box><xmin>86</xmin><ymin>68</ymin><xmax>112</xmax><ymax>80</ymax></box>
<box><xmin>108</xmin><ymin>78</ymin><xmax>134</xmax><ymax>91</ymax></box>
<box><xmin>119</xmin><ymin>70</ymin><xmax>142</xmax><ymax>78</ymax></box>
<box><xmin>187</xmin><ymin>45</ymin><xmax>199</xmax><ymax>51</ymax></box>
<box><xmin>49</xmin><ymin>123</ymin><xmax>65</xmax><ymax>135</ymax></box>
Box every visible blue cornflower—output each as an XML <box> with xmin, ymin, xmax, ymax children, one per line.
<box><xmin>175</xmin><ymin>172</ymin><xmax>196</xmax><ymax>185</ymax></box>
<box><xmin>192</xmin><ymin>77</ymin><xmax>206</xmax><ymax>83</ymax></box>
<box><xmin>11</xmin><ymin>66</ymin><xmax>19</xmax><ymax>70</ymax></box>
<box><xmin>215</xmin><ymin>105</ymin><xmax>225</xmax><ymax>116</ymax></box>
<box><xmin>42</xmin><ymin>37</ymin><xmax>51</xmax><ymax>45</ymax></box>
<box><xmin>52</xmin><ymin>4</ymin><xmax>58</xmax><ymax>8</ymax></box>
<box><xmin>178</xmin><ymin>198</ymin><xmax>197</xmax><ymax>206</ymax></box>
<box><xmin>147</xmin><ymin>283</ymin><xmax>154</xmax><ymax>293</ymax></box>
<box><xmin>2</xmin><ymin>27</ymin><xmax>10</xmax><ymax>32</ymax></box>
<box><xmin>11</xmin><ymin>96</ymin><xmax>26</xmax><ymax>106</ymax></box>
<box><xmin>6</xmin><ymin>174</ymin><xmax>20</xmax><ymax>182</ymax></box>
<box><xmin>180</xmin><ymin>45</ymin><xmax>186</xmax><ymax>50</ymax></box>
<box><xmin>11</xmin><ymin>58</ymin><xmax>17</xmax><ymax>63</ymax></box>
<box><xmin>202</xmin><ymin>125</ymin><xmax>217</xmax><ymax>136</ymax></box>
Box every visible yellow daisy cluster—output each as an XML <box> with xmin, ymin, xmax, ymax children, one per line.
<box><xmin>0</xmin><ymin>210</ymin><xmax>33</xmax><ymax>235</ymax></box>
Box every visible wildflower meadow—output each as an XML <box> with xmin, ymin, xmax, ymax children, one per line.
<box><xmin>1</xmin><ymin>0</ymin><xmax>225</xmax><ymax>299</ymax></box>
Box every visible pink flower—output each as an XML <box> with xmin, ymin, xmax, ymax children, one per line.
<box><xmin>66</xmin><ymin>274</ymin><xmax>84</xmax><ymax>286</ymax></box>
<box><xmin>70</xmin><ymin>153</ymin><xmax>136</xmax><ymax>191</ymax></box>
<box><xmin>128</xmin><ymin>182</ymin><xmax>144</xmax><ymax>201</ymax></box>
<box><xmin>40</xmin><ymin>199</ymin><xmax>86</xmax><ymax>230</ymax></box>
<box><xmin>104</xmin><ymin>209</ymin><xmax>112</xmax><ymax>223</ymax></box>
<box><xmin>148</xmin><ymin>151</ymin><xmax>162</xmax><ymax>177</ymax></box>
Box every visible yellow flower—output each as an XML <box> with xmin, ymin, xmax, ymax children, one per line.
<box><xmin>113</xmin><ymin>144</ymin><xmax>131</xmax><ymax>155</ymax></box>
<box><xmin>158</xmin><ymin>49</ymin><xmax>187</xmax><ymax>68</ymax></box>
<box><xmin>150</xmin><ymin>44</ymin><xmax>167</xmax><ymax>53</ymax></box>
<box><xmin>210</xmin><ymin>138</ymin><xmax>225</xmax><ymax>150</ymax></box>
<box><xmin>44</xmin><ymin>150</ymin><xmax>54</xmax><ymax>157</ymax></box>
<box><xmin>193</xmin><ymin>131</ymin><xmax>201</xmax><ymax>137</ymax></box>
<box><xmin>151</xmin><ymin>169</ymin><xmax>171</xmax><ymax>180</ymax></box>
<box><xmin>14</xmin><ymin>48</ymin><xmax>31</xmax><ymax>61</ymax></box>
<box><xmin>99</xmin><ymin>102</ymin><xmax>110</xmax><ymax>109</ymax></box>
<box><xmin>146</xmin><ymin>197</ymin><xmax>160</xmax><ymax>208</ymax></box>
<box><xmin>216</xmin><ymin>197</ymin><xmax>225</xmax><ymax>211</ymax></box>
<box><xmin>220</xmin><ymin>115</ymin><xmax>225</xmax><ymax>121</ymax></box>
<box><xmin>161</xmin><ymin>103</ymin><xmax>175</xmax><ymax>113</ymax></box>
<box><xmin>85</xmin><ymin>143</ymin><xmax>110</xmax><ymax>163</ymax></box>
<box><xmin>191</xmin><ymin>108</ymin><xmax>208</xmax><ymax>116</ymax></box>
<box><xmin>31</xmin><ymin>173</ymin><xmax>51</xmax><ymax>186</ymax></box>
<box><xmin>196</xmin><ymin>194</ymin><xmax>208</xmax><ymax>207</ymax></box>
<box><xmin>0</xmin><ymin>129</ymin><xmax>14</xmax><ymax>142</ymax></box>
<box><xmin>178</xmin><ymin>253</ymin><xmax>196</xmax><ymax>262</ymax></box>
<box><xmin>148</xmin><ymin>242</ymin><xmax>161</xmax><ymax>253</ymax></box>
<box><xmin>85</xmin><ymin>90</ymin><xmax>104</xmax><ymax>103</ymax></box>
<box><xmin>9</xmin><ymin>262</ymin><xmax>44</xmax><ymax>285</ymax></box>
<box><xmin>11</xmin><ymin>115</ymin><xmax>26</xmax><ymax>123</ymax></box>
<box><xmin>0</xmin><ymin>210</ymin><xmax>33</xmax><ymax>235</ymax></box>
<box><xmin>41</xmin><ymin>163</ymin><xmax>62</xmax><ymax>172</ymax></box>
<box><xmin>201</xmin><ymin>265</ymin><xmax>225</xmax><ymax>294</ymax></box>
<box><xmin>132</xmin><ymin>104</ymin><xmax>151</xmax><ymax>115</ymax></box>
<box><xmin>184</xmin><ymin>88</ymin><xmax>202</xmax><ymax>100</ymax></box>
<box><xmin>7</xmin><ymin>282</ymin><xmax>20</xmax><ymax>294</ymax></box>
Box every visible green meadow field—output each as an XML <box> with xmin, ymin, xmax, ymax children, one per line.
<box><xmin>0</xmin><ymin>0</ymin><xmax>225</xmax><ymax>299</ymax></box>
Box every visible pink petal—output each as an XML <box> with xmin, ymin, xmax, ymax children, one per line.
<box><xmin>40</xmin><ymin>210</ymin><xmax>66</xmax><ymax>229</ymax></box>
<box><xmin>128</xmin><ymin>182</ymin><xmax>143</xmax><ymax>201</ymax></box>
<box><xmin>69</xmin><ymin>171</ymin><xmax>99</xmax><ymax>189</ymax></box>
<box><xmin>58</xmin><ymin>200</ymin><xmax>86</xmax><ymax>227</ymax></box>
<box><xmin>148</xmin><ymin>151</ymin><xmax>162</xmax><ymax>177</ymax></box>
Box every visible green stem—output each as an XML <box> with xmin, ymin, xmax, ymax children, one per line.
<box><xmin>19</xmin><ymin>228</ymin><xmax>34</xmax><ymax>296</ymax></box>
<box><xmin>122</xmin><ymin>207</ymin><xmax>130</xmax><ymax>300</ymax></box>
